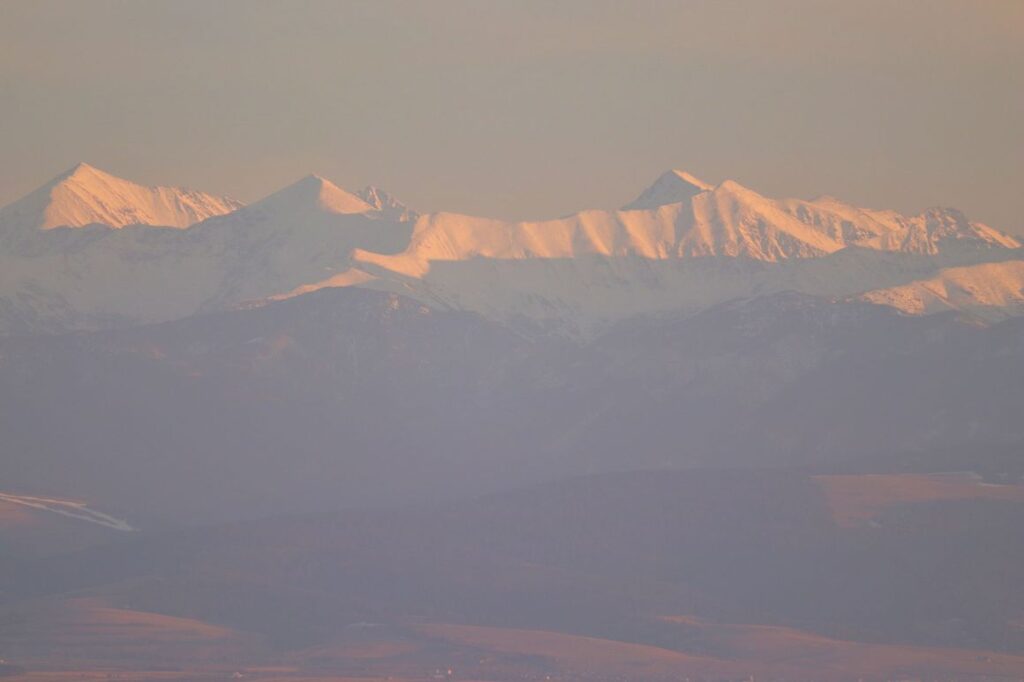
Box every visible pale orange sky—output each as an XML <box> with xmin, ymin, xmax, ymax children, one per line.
<box><xmin>1</xmin><ymin>0</ymin><xmax>1021</xmax><ymax>232</ymax></box>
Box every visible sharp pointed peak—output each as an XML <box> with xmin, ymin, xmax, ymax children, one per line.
<box><xmin>65</xmin><ymin>161</ymin><xmax>95</xmax><ymax>174</ymax></box>
<box><xmin>281</xmin><ymin>173</ymin><xmax>339</xmax><ymax>192</ymax></box>
<box><xmin>623</xmin><ymin>168</ymin><xmax>713</xmax><ymax>210</ymax></box>
<box><xmin>51</xmin><ymin>161</ymin><xmax>125</xmax><ymax>186</ymax></box>
<box><xmin>665</xmin><ymin>169</ymin><xmax>712</xmax><ymax>191</ymax></box>
<box><xmin>256</xmin><ymin>173</ymin><xmax>374</xmax><ymax>215</ymax></box>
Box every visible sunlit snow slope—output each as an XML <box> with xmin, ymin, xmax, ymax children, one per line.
<box><xmin>0</xmin><ymin>164</ymin><xmax>1020</xmax><ymax>336</ymax></box>
<box><xmin>0</xmin><ymin>163</ymin><xmax>242</xmax><ymax>231</ymax></box>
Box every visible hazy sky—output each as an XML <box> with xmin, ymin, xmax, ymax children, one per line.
<box><xmin>1</xmin><ymin>0</ymin><xmax>1021</xmax><ymax>231</ymax></box>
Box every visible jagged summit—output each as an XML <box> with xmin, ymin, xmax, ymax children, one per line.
<box><xmin>357</xmin><ymin>185</ymin><xmax>418</xmax><ymax>222</ymax></box>
<box><xmin>0</xmin><ymin>162</ymin><xmax>242</xmax><ymax>231</ymax></box>
<box><xmin>623</xmin><ymin>169</ymin><xmax>714</xmax><ymax>210</ymax></box>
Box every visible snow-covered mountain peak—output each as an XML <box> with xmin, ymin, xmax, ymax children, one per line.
<box><xmin>57</xmin><ymin>161</ymin><xmax>105</xmax><ymax>181</ymax></box>
<box><xmin>623</xmin><ymin>169</ymin><xmax>713</xmax><ymax>210</ymax></box>
<box><xmin>670</xmin><ymin>169</ymin><xmax>713</xmax><ymax>190</ymax></box>
<box><xmin>0</xmin><ymin>162</ymin><xmax>243</xmax><ymax>231</ymax></box>
<box><xmin>39</xmin><ymin>161</ymin><xmax>117</xmax><ymax>189</ymax></box>
<box><xmin>250</xmin><ymin>174</ymin><xmax>375</xmax><ymax>217</ymax></box>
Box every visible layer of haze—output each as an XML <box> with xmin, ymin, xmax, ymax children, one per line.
<box><xmin>1</xmin><ymin>0</ymin><xmax>1021</xmax><ymax>232</ymax></box>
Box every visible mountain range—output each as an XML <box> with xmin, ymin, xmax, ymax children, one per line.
<box><xmin>3</xmin><ymin>163</ymin><xmax>1024</xmax><ymax>680</ymax></box>
<box><xmin>1</xmin><ymin>163</ymin><xmax>1022</xmax><ymax>337</ymax></box>
<box><xmin>2</xmin><ymin>161</ymin><xmax>1023</xmax><ymax>516</ymax></box>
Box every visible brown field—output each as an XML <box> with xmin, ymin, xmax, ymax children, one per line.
<box><xmin>7</xmin><ymin>602</ymin><xmax>1024</xmax><ymax>682</ymax></box>
<box><xmin>660</xmin><ymin>615</ymin><xmax>1024</xmax><ymax>679</ymax></box>
<box><xmin>0</xmin><ymin>597</ymin><xmax>260</xmax><ymax>668</ymax></box>
<box><xmin>300</xmin><ymin>639</ymin><xmax>424</xmax><ymax>661</ymax></box>
<box><xmin>417</xmin><ymin>621</ymin><xmax>742</xmax><ymax>678</ymax></box>
<box><xmin>419</xmin><ymin>620</ymin><xmax>1024</xmax><ymax>681</ymax></box>
<box><xmin>3</xmin><ymin>674</ymin><xmax>410</xmax><ymax>682</ymax></box>
<box><xmin>6</xmin><ymin>470</ymin><xmax>1024</xmax><ymax>681</ymax></box>
<box><xmin>815</xmin><ymin>472</ymin><xmax>1024</xmax><ymax>526</ymax></box>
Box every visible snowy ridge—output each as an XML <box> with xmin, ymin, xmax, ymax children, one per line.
<box><xmin>339</xmin><ymin>172</ymin><xmax>1020</xmax><ymax>333</ymax></box>
<box><xmin>0</xmin><ymin>164</ymin><xmax>1020</xmax><ymax>336</ymax></box>
<box><xmin>858</xmin><ymin>260</ymin><xmax>1024</xmax><ymax>318</ymax></box>
<box><xmin>352</xmin><ymin>174</ymin><xmax>1018</xmax><ymax>278</ymax></box>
